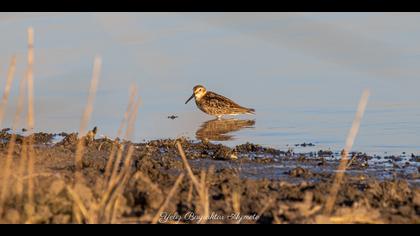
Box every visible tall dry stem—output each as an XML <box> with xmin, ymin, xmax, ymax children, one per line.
<box><xmin>26</xmin><ymin>27</ymin><xmax>36</xmax><ymax>210</ymax></box>
<box><xmin>75</xmin><ymin>56</ymin><xmax>102</xmax><ymax>176</ymax></box>
<box><xmin>109</xmin><ymin>96</ymin><xmax>141</xmax><ymax>188</ymax></box>
<box><xmin>176</xmin><ymin>141</ymin><xmax>210</xmax><ymax>224</ymax></box>
<box><xmin>0</xmin><ymin>56</ymin><xmax>17</xmax><ymax>127</ymax></box>
<box><xmin>324</xmin><ymin>90</ymin><xmax>370</xmax><ymax>214</ymax></box>
<box><xmin>15</xmin><ymin>138</ymin><xmax>28</xmax><ymax>201</ymax></box>
<box><xmin>152</xmin><ymin>173</ymin><xmax>185</xmax><ymax>224</ymax></box>
<box><xmin>0</xmin><ymin>76</ymin><xmax>27</xmax><ymax>216</ymax></box>
<box><xmin>103</xmin><ymin>85</ymin><xmax>137</xmax><ymax>182</ymax></box>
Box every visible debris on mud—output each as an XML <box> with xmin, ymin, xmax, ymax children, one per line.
<box><xmin>318</xmin><ymin>150</ymin><xmax>334</xmax><ymax>157</ymax></box>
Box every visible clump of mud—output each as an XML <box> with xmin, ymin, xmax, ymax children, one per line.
<box><xmin>0</xmin><ymin>131</ymin><xmax>418</xmax><ymax>224</ymax></box>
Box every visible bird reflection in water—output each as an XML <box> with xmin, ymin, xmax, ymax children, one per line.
<box><xmin>195</xmin><ymin>118</ymin><xmax>255</xmax><ymax>141</ymax></box>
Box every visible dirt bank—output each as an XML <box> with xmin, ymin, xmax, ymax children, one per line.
<box><xmin>0</xmin><ymin>131</ymin><xmax>418</xmax><ymax>224</ymax></box>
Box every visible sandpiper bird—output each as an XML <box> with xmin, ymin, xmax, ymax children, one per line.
<box><xmin>185</xmin><ymin>85</ymin><xmax>255</xmax><ymax>119</ymax></box>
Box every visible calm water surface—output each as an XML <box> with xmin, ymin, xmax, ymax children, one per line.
<box><xmin>0</xmin><ymin>13</ymin><xmax>419</xmax><ymax>155</ymax></box>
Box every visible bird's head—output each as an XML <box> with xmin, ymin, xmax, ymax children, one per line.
<box><xmin>185</xmin><ymin>85</ymin><xmax>207</xmax><ymax>104</ymax></box>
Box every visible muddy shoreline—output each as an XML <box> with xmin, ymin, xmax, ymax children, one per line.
<box><xmin>0</xmin><ymin>130</ymin><xmax>419</xmax><ymax>224</ymax></box>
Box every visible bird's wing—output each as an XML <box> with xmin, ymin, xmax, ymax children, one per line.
<box><xmin>204</xmin><ymin>92</ymin><xmax>247</xmax><ymax>110</ymax></box>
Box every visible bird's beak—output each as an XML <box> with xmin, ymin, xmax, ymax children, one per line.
<box><xmin>185</xmin><ymin>93</ymin><xmax>195</xmax><ymax>104</ymax></box>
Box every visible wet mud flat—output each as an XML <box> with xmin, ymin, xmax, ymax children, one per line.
<box><xmin>0</xmin><ymin>130</ymin><xmax>419</xmax><ymax>224</ymax></box>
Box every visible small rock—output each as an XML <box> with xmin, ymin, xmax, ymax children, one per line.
<box><xmin>318</xmin><ymin>150</ymin><xmax>333</xmax><ymax>157</ymax></box>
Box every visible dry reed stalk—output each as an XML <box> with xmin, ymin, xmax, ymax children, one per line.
<box><xmin>103</xmin><ymin>85</ymin><xmax>137</xmax><ymax>183</ymax></box>
<box><xmin>108</xmin><ymin>96</ymin><xmax>141</xmax><ymax>188</ymax></box>
<box><xmin>26</xmin><ymin>27</ymin><xmax>35</xmax><ymax>130</ymax></box>
<box><xmin>232</xmin><ymin>191</ymin><xmax>241</xmax><ymax>214</ymax></box>
<box><xmin>26</xmin><ymin>27</ymin><xmax>36</xmax><ymax>211</ymax></box>
<box><xmin>98</xmin><ymin>88</ymin><xmax>139</xmax><ymax>223</ymax></box>
<box><xmin>72</xmin><ymin>56</ymin><xmax>101</xmax><ymax>223</ymax></box>
<box><xmin>110</xmin><ymin>194</ymin><xmax>122</xmax><ymax>224</ymax></box>
<box><xmin>324</xmin><ymin>89</ymin><xmax>370</xmax><ymax>215</ymax></box>
<box><xmin>0</xmin><ymin>76</ymin><xmax>27</xmax><ymax>216</ymax></box>
<box><xmin>231</xmin><ymin>191</ymin><xmax>241</xmax><ymax>224</ymax></box>
<box><xmin>74</xmin><ymin>56</ymin><xmax>102</xmax><ymax>176</ymax></box>
<box><xmin>151</xmin><ymin>173</ymin><xmax>185</xmax><ymax>224</ymax></box>
<box><xmin>105</xmin><ymin>94</ymin><xmax>138</xmax><ymax>185</ymax></box>
<box><xmin>66</xmin><ymin>185</ymin><xmax>92</xmax><ymax>223</ymax></box>
<box><xmin>15</xmin><ymin>138</ymin><xmax>28</xmax><ymax>201</ymax></box>
<box><xmin>109</xmin><ymin>145</ymin><xmax>125</xmax><ymax>185</ymax></box>
<box><xmin>26</xmin><ymin>119</ymin><xmax>35</xmax><ymax>216</ymax></box>
<box><xmin>0</xmin><ymin>56</ymin><xmax>17</xmax><ymax>127</ymax></box>
<box><xmin>124</xmin><ymin>96</ymin><xmax>141</xmax><ymax>140</ymax></box>
<box><xmin>187</xmin><ymin>180</ymin><xmax>193</xmax><ymax>205</ymax></box>
<box><xmin>100</xmin><ymin>142</ymin><xmax>132</xmax><ymax>222</ymax></box>
<box><xmin>15</xmin><ymin>172</ymin><xmax>59</xmax><ymax>181</ymax></box>
<box><xmin>116</xmin><ymin>84</ymin><xmax>138</xmax><ymax>138</ymax></box>
<box><xmin>68</xmin><ymin>149</ymin><xmax>136</xmax><ymax>225</ymax></box>
<box><xmin>176</xmin><ymin>141</ymin><xmax>210</xmax><ymax>224</ymax></box>
<box><xmin>105</xmin><ymin>144</ymin><xmax>135</xmax><ymax>201</ymax></box>
<box><xmin>256</xmin><ymin>198</ymin><xmax>274</xmax><ymax>221</ymax></box>
<box><xmin>100</xmin><ymin>145</ymin><xmax>135</xmax><ymax>223</ymax></box>
<box><xmin>176</xmin><ymin>142</ymin><xmax>201</xmax><ymax>190</ymax></box>
<box><xmin>198</xmin><ymin>170</ymin><xmax>209</xmax><ymax>224</ymax></box>
<box><xmin>133</xmin><ymin>171</ymin><xmax>162</xmax><ymax>195</ymax></box>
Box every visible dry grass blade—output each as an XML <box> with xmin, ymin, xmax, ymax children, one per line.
<box><xmin>324</xmin><ymin>89</ymin><xmax>370</xmax><ymax>214</ymax></box>
<box><xmin>15</xmin><ymin>138</ymin><xmax>28</xmax><ymax>200</ymax></box>
<box><xmin>75</xmin><ymin>56</ymin><xmax>102</xmax><ymax>174</ymax></box>
<box><xmin>187</xmin><ymin>180</ymin><xmax>193</xmax><ymax>205</ymax></box>
<box><xmin>124</xmin><ymin>96</ymin><xmax>141</xmax><ymax>141</ymax></box>
<box><xmin>152</xmin><ymin>173</ymin><xmax>185</xmax><ymax>224</ymax></box>
<box><xmin>176</xmin><ymin>141</ymin><xmax>210</xmax><ymax>224</ymax></box>
<box><xmin>103</xmin><ymin>85</ymin><xmax>137</xmax><ymax>182</ymax></box>
<box><xmin>0</xmin><ymin>55</ymin><xmax>17</xmax><ymax>127</ymax></box>
<box><xmin>72</xmin><ymin>56</ymin><xmax>101</xmax><ymax>223</ymax></box>
<box><xmin>110</xmin><ymin>194</ymin><xmax>122</xmax><ymax>224</ymax></box>
<box><xmin>256</xmin><ymin>198</ymin><xmax>274</xmax><ymax>221</ymax></box>
<box><xmin>133</xmin><ymin>172</ymin><xmax>162</xmax><ymax>195</ymax></box>
<box><xmin>66</xmin><ymin>186</ymin><xmax>91</xmax><ymax>223</ymax></box>
<box><xmin>100</xmin><ymin>145</ymin><xmax>135</xmax><ymax>223</ymax></box>
<box><xmin>26</xmin><ymin>27</ymin><xmax>36</xmax><ymax>213</ymax></box>
<box><xmin>232</xmin><ymin>191</ymin><xmax>241</xmax><ymax>215</ymax></box>
<box><xmin>26</xmin><ymin>27</ymin><xmax>35</xmax><ymax>130</ymax></box>
<box><xmin>117</xmin><ymin>85</ymin><xmax>138</xmax><ymax>138</ymax></box>
<box><xmin>198</xmin><ymin>170</ymin><xmax>209</xmax><ymax>224</ymax></box>
<box><xmin>0</xmin><ymin>76</ymin><xmax>27</xmax><ymax>216</ymax></box>
<box><xmin>109</xmin><ymin>95</ymin><xmax>141</xmax><ymax>187</ymax></box>
<box><xmin>176</xmin><ymin>141</ymin><xmax>201</xmax><ymax>191</ymax></box>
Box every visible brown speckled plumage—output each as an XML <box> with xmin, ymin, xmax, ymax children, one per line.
<box><xmin>185</xmin><ymin>85</ymin><xmax>255</xmax><ymax>118</ymax></box>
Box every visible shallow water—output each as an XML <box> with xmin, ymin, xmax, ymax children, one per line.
<box><xmin>0</xmin><ymin>13</ymin><xmax>420</xmax><ymax>155</ymax></box>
